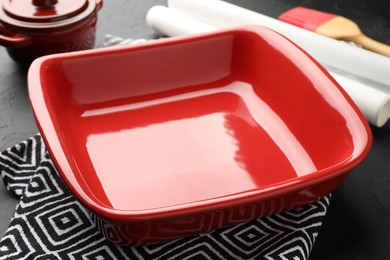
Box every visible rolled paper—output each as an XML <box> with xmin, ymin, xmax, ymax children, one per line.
<box><xmin>146</xmin><ymin>6</ymin><xmax>216</xmax><ymax>36</ymax></box>
<box><xmin>329</xmin><ymin>71</ymin><xmax>390</xmax><ymax>127</ymax></box>
<box><xmin>167</xmin><ymin>0</ymin><xmax>390</xmax><ymax>88</ymax></box>
<box><xmin>146</xmin><ymin>5</ymin><xmax>390</xmax><ymax>127</ymax></box>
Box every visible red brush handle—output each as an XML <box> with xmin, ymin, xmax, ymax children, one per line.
<box><xmin>279</xmin><ymin>7</ymin><xmax>337</xmax><ymax>31</ymax></box>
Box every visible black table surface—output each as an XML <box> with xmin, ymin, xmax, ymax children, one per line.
<box><xmin>0</xmin><ymin>1</ymin><xmax>389</xmax><ymax>259</ymax></box>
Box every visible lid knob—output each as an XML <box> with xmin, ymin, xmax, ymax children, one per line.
<box><xmin>32</xmin><ymin>0</ymin><xmax>58</xmax><ymax>8</ymax></box>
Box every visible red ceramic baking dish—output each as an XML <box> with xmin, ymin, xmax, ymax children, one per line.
<box><xmin>28</xmin><ymin>26</ymin><xmax>372</xmax><ymax>246</ymax></box>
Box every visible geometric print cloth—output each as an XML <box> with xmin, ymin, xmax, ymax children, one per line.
<box><xmin>0</xmin><ymin>134</ymin><xmax>331</xmax><ymax>260</ymax></box>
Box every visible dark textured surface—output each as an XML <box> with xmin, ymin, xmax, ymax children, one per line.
<box><xmin>0</xmin><ymin>1</ymin><xmax>389</xmax><ymax>259</ymax></box>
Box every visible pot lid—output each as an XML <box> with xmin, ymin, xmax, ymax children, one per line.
<box><xmin>2</xmin><ymin>0</ymin><xmax>89</xmax><ymax>23</ymax></box>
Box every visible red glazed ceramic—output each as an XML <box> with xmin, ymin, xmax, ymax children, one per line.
<box><xmin>0</xmin><ymin>0</ymin><xmax>103</xmax><ymax>65</ymax></box>
<box><xmin>28</xmin><ymin>26</ymin><xmax>372</xmax><ymax>246</ymax></box>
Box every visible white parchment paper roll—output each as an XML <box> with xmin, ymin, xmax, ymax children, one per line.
<box><xmin>329</xmin><ymin>72</ymin><xmax>390</xmax><ymax>127</ymax></box>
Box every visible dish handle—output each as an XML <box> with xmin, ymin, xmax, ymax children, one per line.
<box><xmin>96</xmin><ymin>0</ymin><xmax>103</xmax><ymax>11</ymax></box>
<box><xmin>0</xmin><ymin>25</ymin><xmax>31</xmax><ymax>48</ymax></box>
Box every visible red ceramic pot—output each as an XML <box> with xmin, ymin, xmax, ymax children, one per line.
<box><xmin>0</xmin><ymin>0</ymin><xmax>103</xmax><ymax>65</ymax></box>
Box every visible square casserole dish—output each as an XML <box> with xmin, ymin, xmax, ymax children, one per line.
<box><xmin>28</xmin><ymin>26</ymin><xmax>371</xmax><ymax>246</ymax></box>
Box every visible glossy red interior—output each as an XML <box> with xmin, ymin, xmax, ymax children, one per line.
<box><xmin>28</xmin><ymin>26</ymin><xmax>371</xmax><ymax>221</ymax></box>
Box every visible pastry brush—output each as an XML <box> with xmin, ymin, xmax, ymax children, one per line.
<box><xmin>279</xmin><ymin>6</ymin><xmax>390</xmax><ymax>57</ymax></box>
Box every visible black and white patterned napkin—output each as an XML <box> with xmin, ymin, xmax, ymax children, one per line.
<box><xmin>0</xmin><ymin>134</ymin><xmax>330</xmax><ymax>259</ymax></box>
